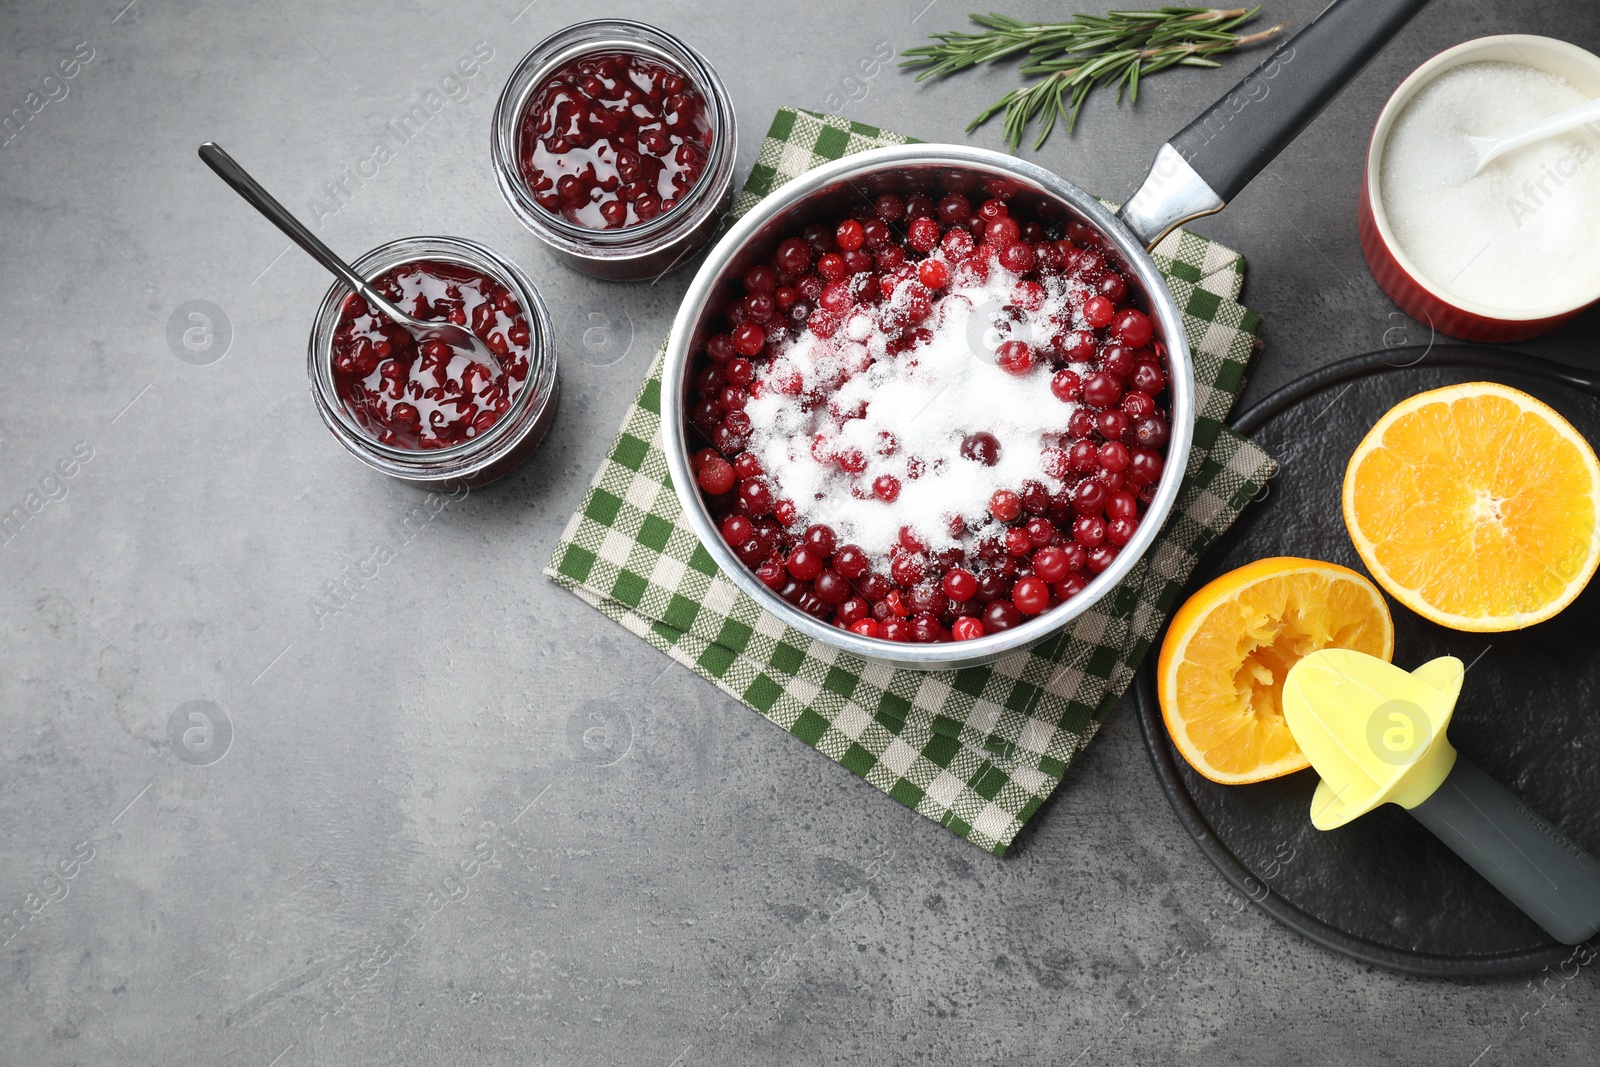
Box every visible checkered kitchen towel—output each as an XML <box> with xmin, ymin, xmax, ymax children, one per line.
<box><xmin>546</xmin><ymin>109</ymin><xmax>1275</xmax><ymax>855</ymax></box>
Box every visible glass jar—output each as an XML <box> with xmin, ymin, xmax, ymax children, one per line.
<box><xmin>491</xmin><ymin>19</ymin><xmax>738</xmax><ymax>281</ymax></box>
<box><xmin>306</xmin><ymin>235</ymin><xmax>557</xmax><ymax>488</ymax></box>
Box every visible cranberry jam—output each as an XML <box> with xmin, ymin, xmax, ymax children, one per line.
<box><xmin>330</xmin><ymin>260</ymin><xmax>531</xmax><ymax>450</ymax></box>
<box><xmin>518</xmin><ymin>50</ymin><xmax>713</xmax><ymax>230</ymax></box>
<box><xmin>685</xmin><ymin>186</ymin><xmax>1173</xmax><ymax>646</ymax></box>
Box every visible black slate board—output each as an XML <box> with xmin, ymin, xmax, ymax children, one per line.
<box><xmin>1134</xmin><ymin>344</ymin><xmax>1600</xmax><ymax>976</ymax></box>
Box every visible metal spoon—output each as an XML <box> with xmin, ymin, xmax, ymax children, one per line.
<box><xmin>1467</xmin><ymin>95</ymin><xmax>1600</xmax><ymax>176</ymax></box>
<box><xmin>198</xmin><ymin>141</ymin><xmax>503</xmax><ymax>377</ymax></box>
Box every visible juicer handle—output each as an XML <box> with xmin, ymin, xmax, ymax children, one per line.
<box><xmin>1408</xmin><ymin>756</ymin><xmax>1600</xmax><ymax>945</ymax></box>
<box><xmin>1118</xmin><ymin>0</ymin><xmax>1432</xmax><ymax>248</ymax></box>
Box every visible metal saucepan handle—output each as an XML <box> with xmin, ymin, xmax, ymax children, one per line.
<box><xmin>1117</xmin><ymin>0</ymin><xmax>1433</xmax><ymax>248</ymax></box>
<box><xmin>1408</xmin><ymin>755</ymin><xmax>1600</xmax><ymax>946</ymax></box>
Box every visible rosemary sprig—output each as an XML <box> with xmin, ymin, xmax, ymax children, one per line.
<box><xmin>901</xmin><ymin>7</ymin><xmax>1285</xmax><ymax>151</ymax></box>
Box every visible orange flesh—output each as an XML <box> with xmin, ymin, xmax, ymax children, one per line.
<box><xmin>1159</xmin><ymin>559</ymin><xmax>1393</xmax><ymax>784</ymax></box>
<box><xmin>1345</xmin><ymin>385</ymin><xmax>1600</xmax><ymax>629</ymax></box>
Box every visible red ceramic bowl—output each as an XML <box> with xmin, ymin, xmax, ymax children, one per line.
<box><xmin>1360</xmin><ymin>35</ymin><xmax>1600</xmax><ymax>342</ymax></box>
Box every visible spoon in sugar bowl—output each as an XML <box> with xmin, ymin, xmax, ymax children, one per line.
<box><xmin>198</xmin><ymin>141</ymin><xmax>505</xmax><ymax>378</ymax></box>
<box><xmin>1467</xmin><ymin>94</ymin><xmax>1600</xmax><ymax>175</ymax></box>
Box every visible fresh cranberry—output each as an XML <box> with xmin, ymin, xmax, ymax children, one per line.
<box><xmin>860</xmin><ymin>572</ymin><xmax>892</xmax><ymax>601</ymax></box>
<box><xmin>1084</xmin><ymin>295</ymin><xmax>1115</xmax><ymax>328</ymax></box>
<box><xmin>1133</xmin><ymin>414</ymin><xmax>1169</xmax><ymax>449</ymax></box>
<box><xmin>951</xmin><ymin>616</ymin><xmax>985</xmax><ymax>641</ymax></box>
<box><xmin>837</xmin><ymin>596</ymin><xmax>870</xmax><ymax>625</ymax></box>
<box><xmin>1109</xmin><ymin>308</ymin><xmax>1152</xmax><ymax>347</ymax></box>
<box><xmin>1012</xmin><ymin>576</ymin><xmax>1050</xmax><ymax>615</ymax></box>
<box><xmin>775</xmin><ymin>238</ymin><xmax>812</xmax><ymax>274</ymax></box>
<box><xmin>1086</xmin><ymin>544</ymin><xmax>1118</xmax><ymax>573</ymax></box>
<box><xmin>890</xmin><ymin>551</ymin><xmax>927</xmax><ymax>587</ymax></box>
<box><xmin>834</xmin><ymin>544</ymin><xmax>869</xmax><ymax>579</ymax></box>
<box><xmin>850</xmin><ymin>618</ymin><xmax>882</xmax><ymax>638</ymax></box>
<box><xmin>1011</xmin><ymin>483</ymin><xmax>1042</xmax><ymax>517</ymax></box>
<box><xmin>1054</xmin><ymin>574</ymin><xmax>1088</xmax><ymax>599</ymax></box>
<box><xmin>1072</xmin><ymin>479</ymin><xmax>1108</xmax><ymax>514</ymax></box>
<box><xmin>960</xmin><ymin>432</ymin><xmax>1001</xmax><ymax>466</ymax></box>
<box><xmin>731</xmin><ymin>451</ymin><xmax>761</xmax><ymax>480</ymax></box>
<box><xmin>787</xmin><ymin>545</ymin><xmax>824</xmax><ymax>581</ymax></box>
<box><xmin>1129</xmin><ymin>447</ymin><xmax>1164</xmax><ymax>486</ymax></box>
<box><xmin>518</xmin><ymin>51</ymin><xmax>713</xmax><ymax>230</ymax></box>
<box><xmin>985</xmin><ymin>216</ymin><xmax>1020</xmax><ymax>247</ymax></box>
<box><xmin>918</xmin><ymin>259</ymin><xmax>950</xmax><ymax>289</ymax></box>
<box><xmin>697</xmin><ymin>456</ymin><xmax>735</xmax><ymax>494</ymax></box>
<box><xmin>937</xmin><ymin>194</ymin><xmax>970</xmax><ymax>224</ymax></box>
<box><xmin>1058</xmin><ymin>329</ymin><xmax>1096</xmax><ymax>361</ymax></box>
<box><xmin>942</xmin><ymin>568</ymin><xmax>977</xmax><ymax>601</ymax></box>
<box><xmin>1005</xmin><ymin>527</ymin><xmax>1033</xmax><ymax>557</ymax></box>
<box><xmin>799</xmin><ymin>523</ymin><xmax>834</xmax><ymax>556</ymax></box>
<box><xmin>738</xmin><ymin>477</ymin><xmax>773</xmax><ymax>516</ymax></box>
<box><xmin>1100</xmin><ymin>344</ymin><xmax>1136</xmax><ymax>380</ymax></box>
<box><xmin>755</xmin><ymin>558</ymin><xmax>786</xmax><ymax>590</ymax></box>
<box><xmin>1095</xmin><ymin>270</ymin><xmax>1127</xmax><ymax>301</ymax></box>
<box><xmin>998</xmin><ymin>241</ymin><xmax>1034</xmax><ymax>273</ymax></box>
<box><xmin>835</xmin><ymin>218</ymin><xmax>865</xmax><ymax>252</ymax></box>
<box><xmin>872</xmin><ymin>475</ymin><xmax>901</xmax><ymax>502</ymax></box>
<box><xmin>981</xmin><ymin>600</ymin><xmax>1023</xmax><ymax>632</ymax></box>
<box><xmin>744</xmin><ymin>264</ymin><xmax>776</xmax><ymax>292</ymax></box>
<box><xmin>1051</xmin><ymin>369</ymin><xmax>1082</xmax><ymax>403</ymax></box>
<box><xmin>989</xmin><ymin>490</ymin><xmax>1022</xmax><ymax>523</ymax></box>
<box><xmin>732</xmin><ymin>321</ymin><xmax>765</xmax><ymax>356</ymax></box>
<box><xmin>1121</xmin><ymin>390</ymin><xmax>1156</xmax><ymax>419</ymax></box>
<box><xmin>1131</xmin><ymin>360</ymin><xmax>1166</xmax><ymax>395</ymax></box>
<box><xmin>910</xmin><ymin>614</ymin><xmax>944</xmax><ymax>642</ymax></box>
<box><xmin>1096</xmin><ymin>409</ymin><xmax>1130</xmax><ymax>441</ymax></box>
<box><xmin>720</xmin><ymin>514</ymin><xmax>755</xmax><ymax>543</ymax></box>
<box><xmin>1072</xmin><ymin>515</ymin><xmax>1106</xmax><ymax>547</ymax></box>
<box><xmin>882</xmin><ymin>618</ymin><xmax>912</xmax><ymax>642</ymax></box>
<box><xmin>907</xmin><ymin>583</ymin><xmax>943</xmax><ymax>617</ymax></box>
<box><xmin>906</xmin><ymin>216</ymin><xmax>940</xmax><ymax>252</ymax></box>
<box><xmin>1031</xmin><ymin>545</ymin><xmax>1070</xmax><ymax>583</ymax></box>
<box><xmin>1082</xmin><ymin>372</ymin><xmax>1122</xmax><ymax>409</ymax></box>
<box><xmin>814</xmin><ymin>569</ymin><xmax>852</xmax><ymax>604</ymax></box>
<box><xmin>996</xmin><ymin>340</ymin><xmax>1034</xmax><ymax>376</ymax></box>
<box><xmin>1098</xmin><ymin>441</ymin><xmax>1129</xmax><ymax>473</ymax></box>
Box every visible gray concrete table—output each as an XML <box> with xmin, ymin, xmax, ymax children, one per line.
<box><xmin>3</xmin><ymin>0</ymin><xmax>1598</xmax><ymax>1063</ymax></box>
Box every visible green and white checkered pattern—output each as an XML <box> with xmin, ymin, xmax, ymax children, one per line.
<box><xmin>546</xmin><ymin>109</ymin><xmax>1276</xmax><ymax>855</ymax></box>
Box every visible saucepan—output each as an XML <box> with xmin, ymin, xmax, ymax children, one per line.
<box><xmin>663</xmin><ymin>0</ymin><xmax>1433</xmax><ymax>669</ymax></box>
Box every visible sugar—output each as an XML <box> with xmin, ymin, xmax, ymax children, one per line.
<box><xmin>1379</xmin><ymin>61</ymin><xmax>1600</xmax><ymax>310</ymax></box>
<box><xmin>745</xmin><ymin>261</ymin><xmax>1088</xmax><ymax>569</ymax></box>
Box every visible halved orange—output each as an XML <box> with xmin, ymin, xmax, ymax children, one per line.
<box><xmin>1157</xmin><ymin>557</ymin><xmax>1393</xmax><ymax>784</ymax></box>
<box><xmin>1343</xmin><ymin>382</ymin><xmax>1600</xmax><ymax>632</ymax></box>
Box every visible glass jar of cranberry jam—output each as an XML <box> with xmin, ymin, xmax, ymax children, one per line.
<box><xmin>307</xmin><ymin>236</ymin><xmax>557</xmax><ymax>488</ymax></box>
<box><xmin>492</xmin><ymin>20</ymin><xmax>737</xmax><ymax>281</ymax></box>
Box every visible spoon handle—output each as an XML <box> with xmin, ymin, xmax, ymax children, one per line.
<box><xmin>1473</xmin><ymin>96</ymin><xmax>1600</xmax><ymax>172</ymax></box>
<box><xmin>198</xmin><ymin>141</ymin><xmax>393</xmax><ymax>312</ymax></box>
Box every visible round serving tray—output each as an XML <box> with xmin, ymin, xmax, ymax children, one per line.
<box><xmin>1134</xmin><ymin>344</ymin><xmax>1600</xmax><ymax>976</ymax></box>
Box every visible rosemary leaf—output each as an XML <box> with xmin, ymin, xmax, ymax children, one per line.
<box><xmin>901</xmin><ymin>6</ymin><xmax>1286</xmax><ymax>151</ymax></box>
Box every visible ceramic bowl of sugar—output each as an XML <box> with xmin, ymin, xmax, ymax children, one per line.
<box><xmin>1360</xmin><ymin>35</ymin><xmax>1600</xmax><ymax>342</ymax></box>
